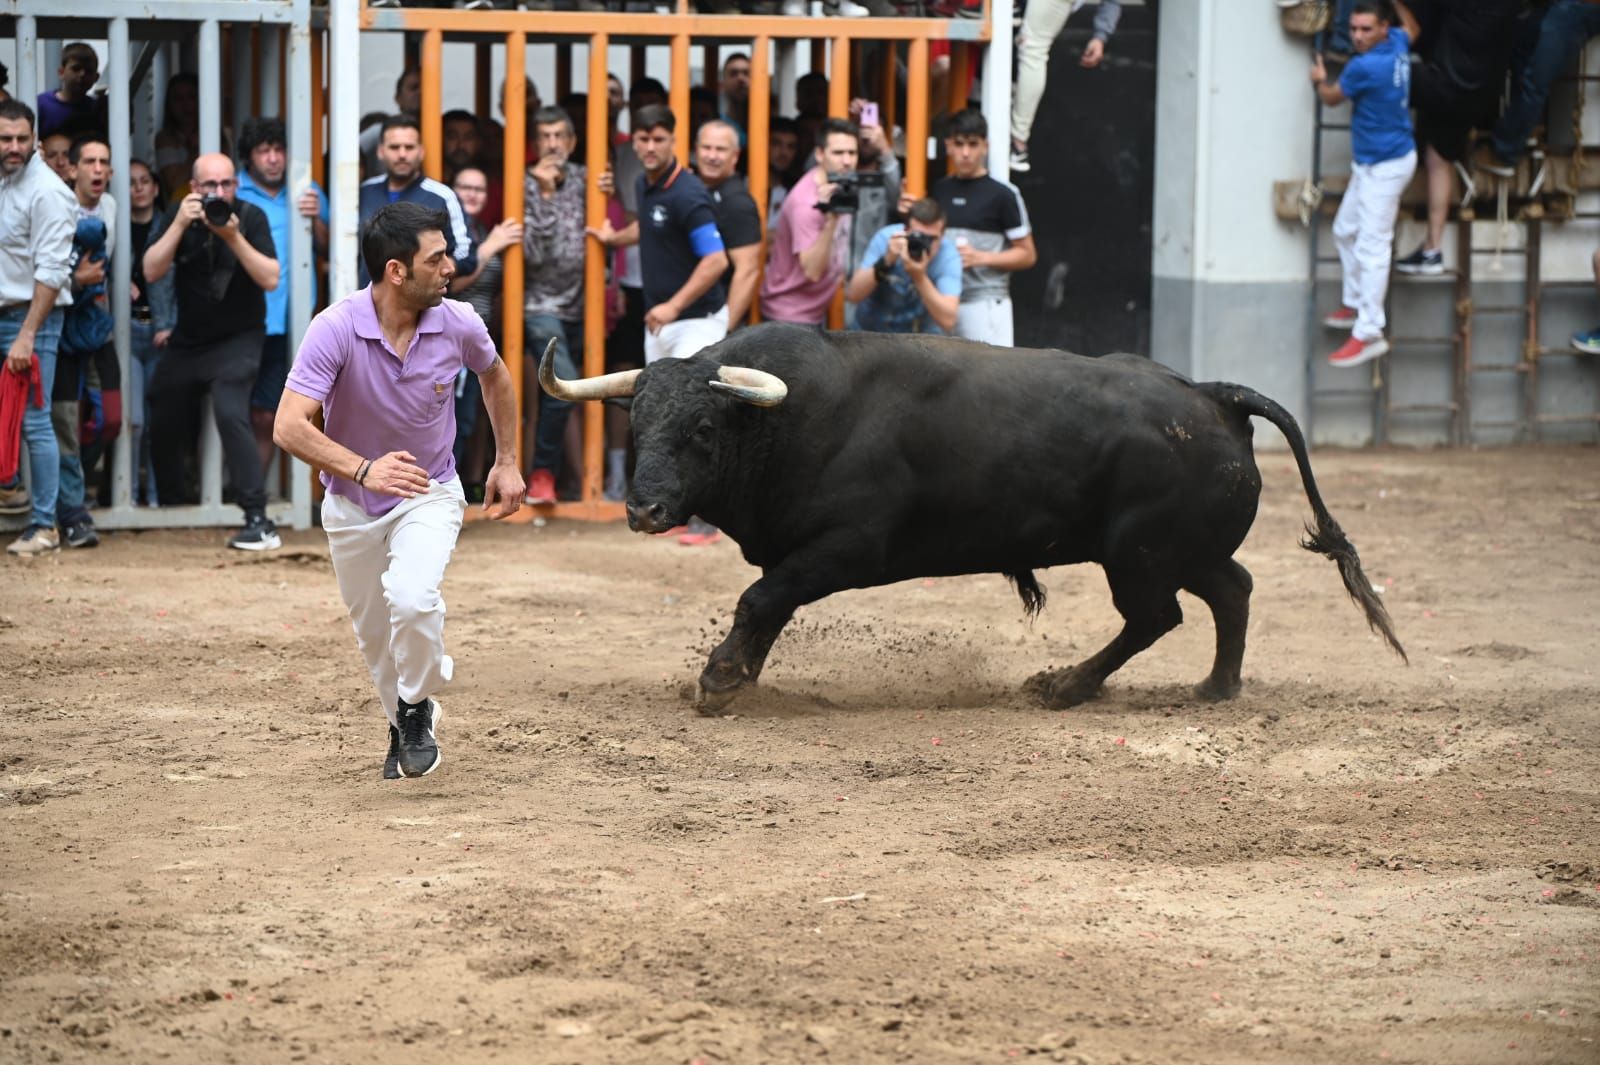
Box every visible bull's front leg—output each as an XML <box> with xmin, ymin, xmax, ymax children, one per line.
<box><xmin>698</xmin><ymin>560</ymin><xmax>846</xmax><ymax>714</ymax></box>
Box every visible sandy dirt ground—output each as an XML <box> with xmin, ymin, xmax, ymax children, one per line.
<box><xmin>3</xmin><ymin>447</ymin><xmax>1598</xmax><ymax>1065</ymax></box>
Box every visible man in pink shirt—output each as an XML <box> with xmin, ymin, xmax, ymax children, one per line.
<box><xmin>274</xmin><ymin>202</ymin><xmax>524</xmax><ymax>780</ymax></box>
<box><xmin>759</xmin><ymin>117</ymin><xmax>859</xmax><ymax>327</ymax></box>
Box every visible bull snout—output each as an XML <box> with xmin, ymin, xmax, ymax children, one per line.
<box><xmin>626</xmin><ymin>500</ymin><xmax>674</xmax><ymax>534</ymax></box>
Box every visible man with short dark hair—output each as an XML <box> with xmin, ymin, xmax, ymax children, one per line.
<box><xmin>143</xmin><ymin>152</ymin><xmax>282</xmax><ymax>549</ymax></box>
<box><xmin>767</xmin><ymin>117</ymin><xmax>802</xmax><ymax>216</ymax></box>
<box><xmin>845</xmin><ymin>196</ymin><xmax>962</xmax><ymax>335</ymax></box>
<box><xmin>442</xmin><ymin>109</ymin><xmax>483</xmax><ymax>185</ymax></box>
<box><xmin>760</xmin><ymin>116</ymin><xmax>858</xmax><ymax>328</ymax></box>
<box><xmin>237</xmin><ymin>116</ymin><xmax>331</xmax><ymax>474</ymax></box>
<box><xmin>0</xmin><ymin>99</ymin><xmax>76</xmax><ymax>555</ymax></box>
<box><xmin>695</xmin><ymin>120</ymin><xmax>762</xmax><ymax>328</ymax></box>
<box><xmin>520</xmin><ymin>106</ymin><xmax>588</xmax><ymax>507</ymax></box>
<box><xmin>36</xmin><ymin>42</ymin><xmax>107</xmax><ymax>139</ymax></box>
<box><xmin>719</xmin><ymin>53</ymin><xmax>751</xmax><ymax>143</ymax></box>
<box><xmin>358</xmin><ymin>68</ymin><xmax>422</xmax><ymax>177</ymax></box>
<box><xmin>357</xmin><ymin>114</ymin><xmax>476</xmax><ymax>287</ymax></box>
<box><xmin>274</xmin><ymin>201</ymin><xmax>524</xmax><ymax>780</ymax></box>
<box><xmin>933</xmin><ymin>108</ymin><xmax>1037</xmax><ymax>347</ymax></box>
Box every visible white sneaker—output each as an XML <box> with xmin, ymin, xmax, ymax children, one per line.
<box><xmin>828</xmin><ymin>0</ymin><xmax>870</xmax><ymax>13</ymax></box>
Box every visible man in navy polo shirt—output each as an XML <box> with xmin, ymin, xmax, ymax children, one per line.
<box><xmin>588</xmin><ymin>103</ymin><xmax>729</xmax><ymax>365</ymax></box>
<box><xmin>1312</xmin><ymin>0</ymin><xmax>1415</xmax><ymax>369</ymax></box>
<box><xmin>357</xmin><ymin>114</ymin><xmax>475</xmax><ymax>288</ymax></box>
<box><xmin>236</xmin><ymin>116</ymin><xmax>329</xmax><ymax>477</ymax></box>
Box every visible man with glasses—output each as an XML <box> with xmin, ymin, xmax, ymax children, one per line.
<box><xmin>143</xmin><ymin>152</ymin><xmax>282</xmax><ymax>550</ymax></box>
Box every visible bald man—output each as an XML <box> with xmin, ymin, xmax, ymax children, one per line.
<box><xmin>144</xmin><ymin>152</ymin><xmax>283</xmax><ymax>549</ymax></box>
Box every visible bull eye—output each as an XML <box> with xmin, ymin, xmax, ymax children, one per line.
<box><xmin>692</xmin><ymin>421</ymin><xmax>715</xmax><ymax>446</ymax></box>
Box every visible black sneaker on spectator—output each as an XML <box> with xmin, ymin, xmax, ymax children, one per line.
<box><xmin>383</xmin><ymin>724</ymin><xmax>402</xmax><ymax>780</ymax></box>
<box><xmin>0</xmin><ymin>481</ymin><xmax>28</xmax><ymax>516</ymax></box>
<box><xmin>397</xmin><ymin>697</ymin><xmax>442</xmax><ymax>778</ymax></box>
<box><xmin>7</xmin><ymin>524</ymin><xmax>60</xmax><ymax>556</ymax></box>
<box><xmin>62</xmin><ymin>520</ymin><xmax>99</xmax><ymax>549</ymax></box>
<box><xmin>229</xmin><ymin>512</ymin><xmax>282</xmax><ymax>551</ymax></box>
<box><xmin>1010</xmin><ymin>145</ymin><xmax>1030</xmax><ymax>173</ymax></box>
<box><xmin>1394</xmin><ymin>246</ymin><xmax>1444</xmax><ymax>276</ymax></box>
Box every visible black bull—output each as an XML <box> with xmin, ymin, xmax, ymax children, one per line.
<box><xmin>541</xmin><ymin>325</ymin><xmax>1406</xmax><ymax>712</ymax></box>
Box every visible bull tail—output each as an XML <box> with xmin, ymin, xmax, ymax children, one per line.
<box><xmin>1006</xmin><ymin>570</ymin><xmax>1047</xmax><ymax>622</ymax></box>
<box><xmin>1201</xmin><ymin>382</ymin><xmax>1408</xmax><ymax>663</ymax></box>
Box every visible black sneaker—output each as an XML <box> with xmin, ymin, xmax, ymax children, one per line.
<box><xmin>383</xmin><ymin>724</ymin><xmax>401</xmax><ymax>779</ymax></box>
<box><xmin>1394</xmin><ymin>246</ymin><xmax>1444</xmax><ymax>276</ymax></box>
<box><xmin>228</xmin><ymin>513</ymin><xmax>282</xmax><ymax>551</ymax></box>
<box><xmin>397</xmin><ymin>697</ymin><xmax>441</xmax><ymax>778</ymax></box>
<box><xmin>62</xmin><ymin>520</ymin><xmax>99</xmax><ymax>549</ymax></box>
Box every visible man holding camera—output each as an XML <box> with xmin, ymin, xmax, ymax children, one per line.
<box><xmin>845</xmin><ymin>196</ymin><xmax>962</xmax><ymax>335</ymax></box>
<box><xmin>759</xmin><ymin>117</ymin><xmax>859</xmax><ymax>329</ymax></box>
<box><xmin>143</xmin><ymin>152</ymin><xmax>282</xmax><ymax>550</ymax></box>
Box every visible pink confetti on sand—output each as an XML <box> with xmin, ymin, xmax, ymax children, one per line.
<box><xmin>1113</xmin><ymin>737</ymin><xmax>1127</xmax><ymax>746</ymax></box>
<box><xmin>931</xmin><ymin>737</ymin><xmax>942</xmax><ymax>746</ymax></box>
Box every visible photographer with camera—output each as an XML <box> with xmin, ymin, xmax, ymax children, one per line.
<box><xmin>845</xmin><ymin>196</ymin><xmax>962</xmax><ymax>336</ymax></box>
<box><xmin>143</xmin><ymin>151</ymin><xmax>282</xmax><ymax>550</ymax></box>
<box><xmin>759</xmin><ymin>117</ymin><xmax>859</xmax><ymax>329</ymax></box>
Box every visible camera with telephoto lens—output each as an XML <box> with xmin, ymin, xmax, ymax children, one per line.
<box><xmin>202</xmin><ymin>195</ymin><xmax>235</xmax><ymax>227</ymax></box>
<box><xmin>816</xmin><ymin>169</ymin><xmax>884</xmax><ymax>215</ymax></box>
<box><xmin>904</xmin><ymin>230</ymin><xmax>933</xmax><ymax>262</ymax></box>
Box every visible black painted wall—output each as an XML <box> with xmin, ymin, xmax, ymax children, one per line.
<box><xmin>1010</xmin><ymin>0</ymin><xmax>1158</xmax><ymax>357</ymax></box>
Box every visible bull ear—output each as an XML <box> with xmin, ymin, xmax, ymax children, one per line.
<box><xmin>708</xmin><ymin>365</ymin><xmax>787</xmax><ymax>407</ymax></box>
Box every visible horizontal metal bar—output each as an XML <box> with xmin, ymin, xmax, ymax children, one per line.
<box><xmin>1469</xmin><ymin>247</ymin><xmax>1529</xmax><ymax>256</ymax></box>
<box><xmin>1538</xmin><ymin>280</ymin><xmax>1598</xmax><ymax>291</ymax></box>
<box><xmin>1389</xmin><ymin>336</ymin><xmax>1455</xmax><ymax>345</ymax></box>
<box><xmin>1393</xmin><ymin>273</ymin><xmax>1462</xmax><ymax>282</ymax></box>
<box><xmin>3</xmin><ymin>0</ymin><xmax>300</xmax><ymax>21</ymax></box>
<box><xmin>1469</xmin><ymin>419</ymin><xmax>1525</xmax><ymax>427</ymax></box>
<box><xmin>1534</xmin><ymin>413</ymin><xmax>1600</xmax><ymax>424</ymax></box>
<box><xmin>1312</xmin><ymin>388</ymin><xmax>1378</xmax><ymax>398</ymax></box>
<box><xmin>1467</xmin><ymin>305</ymin><xmax>1529</xmax><ymax>315</ymax></box>
<box><xmin>1387</xmin><ymin>404</ymin><xmax>1460</xmax><ymax>413</ymax></box>
<box><xmin>1467</xmin><ymin>363</ymin><xmax>1528</xmax><ymax>372</ymax></box>
<box><xmin>0</xmin><ymin>501</ymin><xmax>295</xmax><ymax>534</ymax></box>
<box><xmin>364</xmin><ymin>8</ymin><xmax>990</xmax><ymax>41</ymax></box>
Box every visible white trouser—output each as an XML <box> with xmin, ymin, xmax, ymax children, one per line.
<box><xmin>1332</xmin><ymin>149</ymin><xmax>1416</xmax><ymax>342</ymax></box>
<box><xmin>955</xmin><ymin>296</ymin><xmax>1014</xmax><ymax>348</ymax></box>
<box><xmin>1011</xmin><ymin>0</ymin><xmax>1086</xmax><ymax>145</ymax></box>
<box><xmin>644</xmin><ymin>304</ymin><xmax>729</xmax><ymax>363</ymax></box>
<box><xmin>322</xmin><ymin>477</ymin><xmax>467</xmax><ymax>726</ymax></box>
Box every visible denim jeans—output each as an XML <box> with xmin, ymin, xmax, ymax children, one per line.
<box><xmin>525</xmin><ymin>313</ymin><xmax>580</xmax><ymax>474</ymax></box>
<box><xmin>1491</xmin><ymin>1</ymin><xmax>1600</xmax><ymax>163</ymax></box>
<box><xmin>52</xmin><ymin>347</ymin><xmax>88</xmax><ymax>527</ymax></box>
<box><xmin>128</xmin><ymin>318</ymin><xmax>162</xmax><ymax>504</ymax></box>
<box><xmin>0</xmin><ymin>306</ymin><xmax>63</xmax><ymax>528</ymax></box>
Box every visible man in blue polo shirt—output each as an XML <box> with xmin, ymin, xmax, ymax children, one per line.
<box><xmin>236</xmin><ymin>116</ymin><xmax>329</xmax><ymax>476</ymax></box>
<box><xmin>1312</xmin><ymin>0</ymin><xmax>1415</xmax><ymax>369</ymax></box>
<box><xmin>357</xmin><ymin>114</ymin><xmax>476</xmax><ymax>288</ymax></box>
<box><xmin>588</xmin><ymin>104</ymin><xmax>729</xmax><ymax>364</ymax></box>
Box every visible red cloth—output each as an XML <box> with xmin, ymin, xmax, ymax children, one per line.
<box><xmin>0</xmin><ymin>353</ymin><xmax>43</xmax><ymax>483</ymax></box>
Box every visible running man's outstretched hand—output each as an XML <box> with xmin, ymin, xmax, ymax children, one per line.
<box><xmin>482</xmin><ymin>460</ymin><xmax>525</xmax><ymax>520</ymax></box>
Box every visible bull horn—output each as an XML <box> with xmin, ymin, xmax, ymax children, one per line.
<box><xmin>708</xmin><ymin>365</ymin><xmax>788</xmax><ymax>407</ymax></box>
<box><xmin>538</xmin><ymin>337</ymin><xmax>641</xmax><ymax>401</ymax></box>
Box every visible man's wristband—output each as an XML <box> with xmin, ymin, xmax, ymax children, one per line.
<box><xmin>355</xmin><ymin>459</ymin><xmax>372</xmax><ymax>485</ymax></box>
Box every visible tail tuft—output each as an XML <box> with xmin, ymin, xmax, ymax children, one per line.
<box><xmin>1006</xmin><ymin>570</ymin><xmax>1047</xmax><ymax>622</ymax></box>
<box><xmin>1300</xmin><ymin>517</ymin><xmax>1408</xmax><ymax>663</ymax></box>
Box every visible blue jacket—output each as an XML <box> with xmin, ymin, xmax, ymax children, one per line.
<box><xmin>356</xmin><ymin>173</ymin><xmax>477</xmax><ymax>286</ymax></box>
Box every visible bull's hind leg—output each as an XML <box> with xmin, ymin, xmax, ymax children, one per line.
<box><xmin>1027</xmin><ymin>569</ymin><xmax>1184</xmax><ymax>709</ymax></box>
<box><xmin>1182</xmin><ymin>558</ymin><xmax>1253</xmax><ymax>701</ymax></box>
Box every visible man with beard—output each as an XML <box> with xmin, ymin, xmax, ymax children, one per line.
<box><xmin>236</xmin><ymin>116</ymin><xmax>329</xmax><ymax>475</ymax></box>
<box><xmin>273</xmin><ymin>202</ymin><xmax>525</xmax><ymax>779</ymax></box>
<box><xmin>356</xmin><ymin>114</ymin><xmax>475</xmax><ymax>287</ymax></box>
<box><xmin>441</xmin><ymin>110</ymin><xmax>483</xmax><ymax>186</ymax></box>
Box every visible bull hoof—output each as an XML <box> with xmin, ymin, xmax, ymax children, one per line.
<box><xmin>696</xmin><ymin>673</ymin><xmax>749</xmax><ymax>716</ymax></box>
<box><xmin>1193</xmin><ymin>676</ymin><xmax>1242</xmax><ymax>702</ymax></box>
<box><xmin>1025</xmin><ymin>667</ymin><xmax>1103</xmax><ymax>710</ymax></box>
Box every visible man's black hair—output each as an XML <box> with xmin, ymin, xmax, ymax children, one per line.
<box><xmin>722</xmin><ymin>52</ymin><xmax>750</xmax><ymax>70</ymax></box>
<box><xmin>66</xmin><ymin>131</ymin><xmax>109</xmax><ymax>166</ymax></box>
<box><xmin>237</xmin><ymin>116</ymin><xmax>287</xmax><ymax>160</ymax></box>
<box><xmin>946</xmin><ymin>107</ymin><xmax>987</xmax><ymax>141</ymax></box>
<box><xmin>1351</xmin><ymin>0</ymin><xmax>1395</xmax><ymax>22</ymax></box>
<box><xmin>394</xmin><ymin>68</ymin><xmax>418</xmax><ymax>96</ymax></box>
<box><xmin>629</xmin><ymin>77</ymin><xmax>668</xmax><ymax>106</ymax></box>
<box><xmin>361</xmin><ymin>201</ymin><xmax>450</xmax><ymax>284</ymax></box>
<box><xmin>0</xmin><ymin>98</ymin><xmax>36</xmax><ymax>130</ymax></box>
<box><xmin>380</xmin><ymin>112</ymin><xmax>421</xmax><ymax>139</ymax></box>
<box><xmin>633</xmin><ymin>103</ymin><xmax>676</xmax><ymax>135</ymax></box>
<box><xmin>442</xmin><ymin>108</ymin><xmax>478</xmax><ymax>128</ymax></box>
<box><xmin>818</xmin><ymin>116</ymin><xmax>860</xmax><ymax>149</ymax></box>
<box><xmin>770</xmin><ymin>116</ymin><xmax>800</xmax><ymax>137</ymax></box>
<box><xmin>907</xmin><ymin>197</ymin><xmax>944</xmax><ymax>226</ymax></box>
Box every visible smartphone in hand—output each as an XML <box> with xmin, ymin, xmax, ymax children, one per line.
<box><xmin>861</xmin><ymin>102</ymin><xmax>879</xmax><ymax>128</ymax></box>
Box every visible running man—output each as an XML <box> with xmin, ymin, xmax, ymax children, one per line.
<box><xmin>273</xmin><ymin>202</ymin><xmax>524</xmax><ymax>778</ymax></box>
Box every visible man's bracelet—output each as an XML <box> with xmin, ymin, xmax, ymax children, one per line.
<box><xmin>355</xmin><ymin>459</ymin><xmax>372</xmax><ymax>485</ymax></box>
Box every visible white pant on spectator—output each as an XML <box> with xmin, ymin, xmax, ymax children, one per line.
<box><xmin>644</xmin><ymin>304</ymin><xmax>729</xmax><ymax>363</ymax></box>
<box><xmin>1012</xmin><ymin>0</ymin><xmax>1086</xmax><ymax>145</ymax></box>
<box><xmin>322</xmin><ymin>477</ymin><xmax>466</xmax><ymax>726</ymax></box>
<box><xmin>955</xmin><ymin>296</ymin><xmax>1015</xmax><ymax>348</ymax></box>
<box><xmin>1333</xmin><ymin>149</ymin><xmax>1416</xmax><ymax>342</ymax></box>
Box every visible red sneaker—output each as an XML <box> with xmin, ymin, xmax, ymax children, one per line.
<box><xmin>1327</xmin><ymin>335</ymin><xmax>1389</xmax><ymax>368</ymax></box>
<box><xmin>523</xmin><ymin>468</ymin><xmax>557</xmax><ymax>506</ymax></box>
<box><xmin>679</xmin><ymin>529</ymin><xmax>723</xmax><ymax>547</ymax></box>
<box><xmin>1322</xmin><ymin>307</ymin><xmax>1357</xmax><ymax>330</ymax></box>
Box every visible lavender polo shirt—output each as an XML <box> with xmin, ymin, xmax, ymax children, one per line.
<box><xmin>286</xmin><ymin>287</ymin><xmax>499</xmax><ymax>517</ymax></box>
